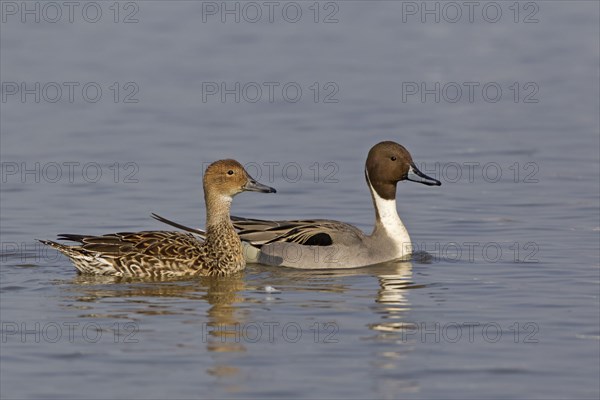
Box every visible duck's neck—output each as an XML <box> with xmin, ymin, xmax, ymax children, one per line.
<box><xmin>366</xmin><ymin>170</ymin><xmax>412</xmax><ymax>253</ymax></box>
<box><xmin>202</xmin><ymin>190</ymin><xmax>245</xmax><ymax>275</ymax></box>
<box><xmin>204</xmin><ymin>191</ymin><xmax>235</xmax><ymax>235</ymax></box>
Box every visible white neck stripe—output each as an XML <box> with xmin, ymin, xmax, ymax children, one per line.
<box><xmin>366</xmin><ymin>169</ymin><xmax>412</xmax><ymax>255</ymax></box>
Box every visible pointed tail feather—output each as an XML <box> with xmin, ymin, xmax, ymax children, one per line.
<box><xmin>151</xmin><ymin>213</ymin><xmax>206</xmax><ymax>237</ymax></box>
<box><xmin>38</xmin><ymin>239</ymin><xmax>68</xmax><ymax>250</ymax></box>
<box><xmin>56</xmin><ymin>234</ymin><xmax>88</xmax><ymax>243</ymax></box>
<box><xmin>38</xmin><ymin>239</ymin><xmax>83</xmax><ymax>259</ymax></box>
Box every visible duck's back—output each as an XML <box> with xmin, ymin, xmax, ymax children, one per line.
<box><xmin>232</xmin><ymin>217</ymin><xmax>378</xmax><ymax>269</ymax></box>
<box><xmin>42</xmin><ymin>231</ymin><xmax>209</xmax><ymax>278</ymax></box>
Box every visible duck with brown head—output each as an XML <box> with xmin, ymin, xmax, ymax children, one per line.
<box><xmin>154</xmin><ymin>142</ymin><xmax>440</xmax><ymax>269</ymax></box>
<box><xmin>365</xmin><ymin>141</ymin><xmax>440</xmax><ymax>247</ymax></box>
<box><xmin>40</xmin><ymin>159</ymin><xmax>276</xmax><ymax>278</ymax></box>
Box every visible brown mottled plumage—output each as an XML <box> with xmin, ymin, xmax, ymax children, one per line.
<box><xmin>39</xmin><ymin>160</ymin><xmax>276</xmax><ymax>278</ymax></box>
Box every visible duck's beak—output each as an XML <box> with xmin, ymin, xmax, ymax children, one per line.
<box><xmin>407</xmin><ymin>163</ymin><xmax>441</xmax><ymax>186</ymax></box>
<box><xmin>243</xmin><ymin>178</ymin><xmax>277</xmax><ymax>193</ymax></box>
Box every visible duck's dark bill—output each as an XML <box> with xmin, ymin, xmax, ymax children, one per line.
<box><xmin>244</xmin><ymin>179</ymin><xmax>277</xmax><ymax>193</ymax></box>
<box><xmin>407</xmin><ymin>164</ymin><xmax>441</xmax><ymax>186</ymax></box>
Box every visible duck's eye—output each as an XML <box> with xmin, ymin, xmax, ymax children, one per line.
<box><xmin>391</xmin><ymin>156</ymin><xmax>397</xmax><ymax>161</ymax></box>
<box><xmin>227</xmin><ymin>170</ymin><xmax>234</xmax><ymax>175</ymax></box>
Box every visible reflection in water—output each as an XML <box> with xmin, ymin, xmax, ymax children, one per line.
<box><xmin>367</xmin><ymin>261</ymin><xmax>423</xmax><ymax>396</ymax></box>
<box><xmin>249</xmin><ymin>260</ymin><xmax>423</xmax><ymax>394</ymax></box>
<box><xmin>62</xmin><ymin>273</ymin><xmax>250</xmax><ymax>383</ymax></box>
<box><xmin>60</xmin><ymin>260</ymin><xmax>425</xmax><ymax>393</ymax></box>
<box><xmin>371</xmin><ymin>261</ymin><xmax>419</xmax><ymax>333</ymax></box>
<box><xmin>197</xmin><ymin>275</ymin><xmax>247</xmax><ymax>384</ymax></box>
<box><xmin>252</xmin><ymin>259</ymin><xmax>423</xmax><ymax>395</ymax></box>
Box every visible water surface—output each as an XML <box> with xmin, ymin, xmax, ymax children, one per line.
<box><xmin>1</xmin><ymin>1</ymin><xmax>599</xmax><ymax>399</ymax></box>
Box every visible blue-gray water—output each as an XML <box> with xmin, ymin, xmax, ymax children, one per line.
<box><xmin>1</xmin><ymin>1</ymin><xmax>599</xmax><ymax>399</ymax></box>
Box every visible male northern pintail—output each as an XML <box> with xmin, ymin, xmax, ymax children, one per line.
<box><xmin>153</xmin><ymin>141</ymin><xmax>440</xmax><ymax>269</ymax></box>
<box><xmin>40</xmin><ymin>160</ymin><xmax>276</xmax><ymax>278</ymax></box>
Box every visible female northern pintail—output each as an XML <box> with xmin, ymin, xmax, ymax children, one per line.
<box><xmin>154</xmin><ymin>142</ymin><xmax>440</xmax><ymax>269</ymax></box>
<box><xmin>40</xmin><ymin>160</ymin><xmax>276</xmax><ymax>278</ymax></box>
